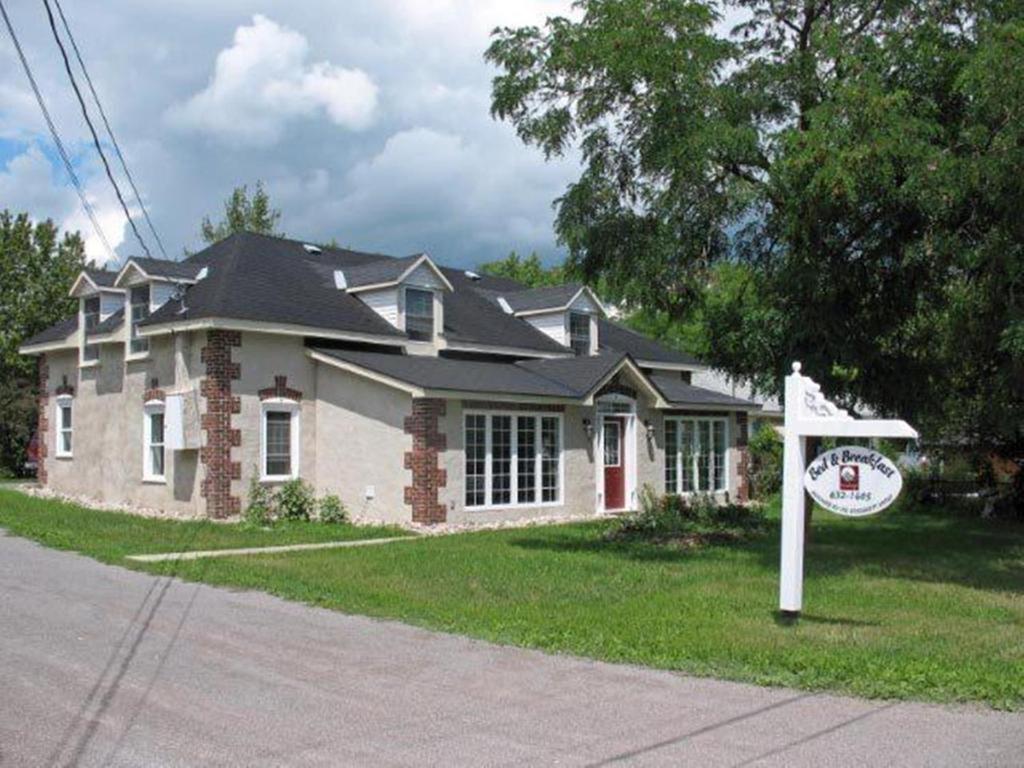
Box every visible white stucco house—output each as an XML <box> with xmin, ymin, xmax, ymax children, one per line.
<box><xmin>20</xmin><ymin>232</ymin><xmax>759</xmax><ymax>524</ymax></box>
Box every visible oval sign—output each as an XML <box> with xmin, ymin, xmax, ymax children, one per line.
<box><xmin>803</xmin><ymin>446</ymin><xmax>903</xmax><ymax>517</ymax></box>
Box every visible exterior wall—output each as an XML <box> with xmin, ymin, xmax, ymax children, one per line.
<box><xmin>314</xmin><ymin>365</ymin><xmax>412</xmax><ymax>523</ymax></box>
<box><xmin>439</xmin><ymin>400</ymin><xmax>597</xmax><ymax>525</ymax></box>
<box><xmin>359</xmin><ymin>287</ymin><xmax>399</xmax><ymax>326</ymax></box>
<box><xmin>524</xmin><ymin>311</ymin><xmax>567</xmax><ymax>346</ymax></box>
<box><xmin>42</xmin><ymin>333</ymin><xmax>204</xmax><ymax>515</ymax></box>
<box><xmin>232</xmin><ymin>333</ymin><xmax>318</xmax><ymax>508</ymax></box>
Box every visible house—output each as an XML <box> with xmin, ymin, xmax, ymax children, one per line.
<box><xmin>19</xmin><ymin>232</ymin><xmax>759</xmax><ymax>524</ymax></box>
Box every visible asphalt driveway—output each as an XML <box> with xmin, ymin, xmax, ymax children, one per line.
<box><xmin>0</xmin><ymin>533</ymin><xmax>1021</xmax><ymax>767</ymax></box>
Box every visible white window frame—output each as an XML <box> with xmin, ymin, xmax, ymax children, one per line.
<box><xmin>464</xmin><ymin>410</ymin><xmax>564</xmax><ymax>510</ymax></box>
<box><xmin>568</xmin><ymin>311</ymin><xmax>592</xmax><ymax>356</ymax></box>
<box><xmin>143</xmin><ymin>400</ymin><xmax>167</xmax><ymax>483</ymax></box>
<box><xmin>127</xmin><ymin>284</ymin><xmax>151</xmax><ymax>359</ymax></box>
<box><xmin>260</xmin><ymin>398</ymin><xmax>300</xmax><ymax>482</ymax></box>
<box><xmin>79</xmin><ymin>296</ymin><xmax>101</xmax><ymax>367</ymax></box>
<box><xmin>402</xmin><ymin>286</ymin><xmax>436</xmax><ymax>342</ymax></box>
<box><xmin>664</xmin><ymin>415</ymin><xmax>730</xmax><ymax>495</ymax></box>
<box><xmin>55</xmin><ymin>395</ymin><xmax>73</xmax><ymax>458</ymax></box>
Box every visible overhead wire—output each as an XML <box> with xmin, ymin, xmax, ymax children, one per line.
<box><xmin>51</xmin><ymin>0</ymin><xmax>168</xmax><ymax>258</ymax></box>
<box><xmin>41</xmin><ymin>0</ymin><xmax>153</xmax><ymax>258</ymax></box>
<box><xmin>0</xmin><ymin>0</ymin><xmax>116</xmax><ymax>262</ymax></box>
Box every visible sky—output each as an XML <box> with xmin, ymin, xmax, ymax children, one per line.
<box><xmin>0</xmin><ymin>1</ymin><xmax>742</xmax><ymax>269</ymax></box>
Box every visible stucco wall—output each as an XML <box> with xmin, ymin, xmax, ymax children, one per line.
<box><xmin>43</xmin><ymin>333</ymin><xmax>204</xmax><ymax>515</ymax></box>
<box><xmin>314</xmin><ymin>365</ymin><xmax>412</xmax><ymax>523</ymax></box>
<box><xmin>232</xmin><ymin>333</ymin><xmax>319</xmax><ymax>507</ymax></box>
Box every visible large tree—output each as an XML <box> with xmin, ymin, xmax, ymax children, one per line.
<box><xmin>487</xmin><ymin>1</ymin><xmax>1024</xmax><ymax>463</ymax></box>
<box><xmin>0</xmin><ymin>212</ymin><xmax>84</xmax><ymax>476</ymax></box>
<box><xmin>479</xmin><ymin>250</ymin><xmax>567</xmax><ymax>286</ymax></box>
<box><xmin>200</xmin><ymin>181</ymin><xmax>283</xmax><ymax>244</ymax></box>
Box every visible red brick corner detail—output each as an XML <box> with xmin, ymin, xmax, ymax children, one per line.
<box><xmin>200</xmin><ymin>330</ymin><xmax>242</xmax><ymax>517</ymax></box>
<box><xmin>36</xmin><ymin>356</ymin><xmax>49</xmax><ymax>486</ymax></box>
<box><xmin>403</xmin><ymin>398</ymin><xmax>447</xmax><ymax>524</ymax></box>
<box><xmin>258</xmin><ymin>375</ymin><xmax>302</xmax><ymax>401</ymax></box>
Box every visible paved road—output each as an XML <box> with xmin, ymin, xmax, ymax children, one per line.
<box><xmin>1</xmin><ymin>534</ymin><xmax>1021</xmax><ymax>767</ymax></box>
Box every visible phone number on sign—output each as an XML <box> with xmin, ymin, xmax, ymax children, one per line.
<box><xmin>829</xmin><ymin>491</ymin><xmax>873</xmax><ymax>502</ymax></box>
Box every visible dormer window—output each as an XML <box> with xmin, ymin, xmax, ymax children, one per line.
<box><xmin>569</xmin><ymin>312</ymin><xmax>591</xmax><ymax>356</ymax></box>
<box><xmin>82</xmin><ymin>297</ymin><xmax>100</xmax><ymax>362</ymax></box>
<box><xmin>129</xmin><ymin>285</ymin><xmax>151</xmax><ymax>355</ymax></box>
<box><xmin>405</xmin><ymin>288</ymin><xmax>435</xmax><ymax>341</ymax></box>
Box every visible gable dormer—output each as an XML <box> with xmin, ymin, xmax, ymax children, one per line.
<box><xmin>69</xmin><ymin>268</ymin><xmax>124</xmax><ymax>366</ymax></box>
<box><xmin>499</xmin><ymin>284</ymin><xmax>605</xmax><ymax>356</ymax></box>
<box><xmin>336</xmin><ymin>253</ymin><xmax>453</xmax><ymax>349</ymax></box>
<box><xmin>114</xmin><ymin>258</ymin><xmax>206</xmax><ymax>358</ymax></box>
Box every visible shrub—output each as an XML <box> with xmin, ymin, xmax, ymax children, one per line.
<box><xmin>243</xmin><ymin>472</ymin><xmax>274</xmax><ymax>527</ymax></box>
<box><xmin>276</xmin><ymin>478</ymin><xmax>315</xmax><ymax>521</ymax></box>
<box><xmin>317</xmin><ymin>494</ymin><xmax>348</xmax><ymax>524</ymax></box>
<box><xmin>608</xmin><ymin>484</ymin><xmax>766</xmax><ymax>546</ymax></box>
<box><xmin>748</xmin><ymin>422</ymin><xmax>783</xmax><ymax>499</ymax></box>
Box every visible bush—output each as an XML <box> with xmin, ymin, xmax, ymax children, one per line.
<box><xmin>748</xmin><ymin>422</ymin><xmax>783</xmax><ymax>499</ymax></box>
<box><xmin>608</xmin><ymin>485</ymin><xmax>766</xmax><ymax>545</ymax></box>
<box><xmin>276</xmin><ymin>478</ymin><xmax>315</xmax><ymax>521</ymax></box>
<box><xmin>317</xmin><ymin>494</ymin><xmax>348</xmax><ymax>524</ymax></box>
<box><xmin>243</xmin><ymin>472</ymin><xmax>274</xmax><ymax>526</ymax></box>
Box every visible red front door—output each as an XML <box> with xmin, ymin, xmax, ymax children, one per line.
<box><xmin>603</xmin><ymin>417</ymin><xmax>626</xmax><ymax>510</ymax></box>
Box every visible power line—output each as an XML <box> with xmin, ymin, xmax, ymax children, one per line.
<box><xmin>42</xmin><ymin>0</ymin><xmax>153</xmax><ymax>258</ymax></box>
<box><xmin>0</xmin><ymin>0</ymin><xmax>116</xmax><ymax>262</ymax></box>
<box><xmin>51</xmin><ymin>0</ymin><xmax>168</xmax><ymax>258</ymax></box>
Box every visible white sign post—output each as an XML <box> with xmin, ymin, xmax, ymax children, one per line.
<box><xmin>779</xmin><ymin>362</ymin><xmax>918</xmax><ymax>617</ymax></box>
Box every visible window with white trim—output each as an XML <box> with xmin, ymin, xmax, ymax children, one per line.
<box><xmin>55</xmin><ymin>396</ymin><xmax>73</xmax><ymax>458</ymax></box>
<box><xmin>464</xmin><ymin>412</ymin><xmax>562</xmax><ymax>508</ymax></box>
<box><xmin>261</xmin><ymin>400</ymin><xmax>299</xmax><ymax>480</ymax></box>
<box><xmin>664</xmin><ymin>416</ymin><xmax>728</xmax><ymax>494</ymax></box>
<box><xmin>82</xmin><ymin>296</ymin><xmax>100</xmax><ymax>363</ymax></box>
<box><xmin>404</xmin><ymin>287</ymin><xmax>434</xmax><ymax>341</ymax></box>
<box><xmin>129</xmin><ymin>285</ymin><xmax>151</xmax><ymax>355</ymax></box>
<box><xmin>568</xmin><ymin>311</ymin><xmax>591</xmax><ymax>356</ymax></box>
<box><xmin>143</xmin><ymin>402</ymin><xmax>166</xmax><ymax>481</ymax></box>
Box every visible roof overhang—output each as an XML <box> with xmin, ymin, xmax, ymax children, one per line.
<box><xmin>19</xmin><ymin>338</ymin><xmax>76</xmax><ymax>355</ymax></box>
<box><xmin>582</xmin><ymin>356</ymin><xmax>668</xmax><ymax>408</ymax></box>
<box><xmin>635</xmin><ymin>359</ymin><xmax>706</xmax><ymax>373</ymax></box>
<box><xmin>345</xmin><ymin>253</ymin><xmax>454</xmax><ymax>294</ymax></box>
<box><xmin>512</xmin><ymin>286</ymin><xmax>607</xmax><ymax>318</ymax></box>
<box><xmin>114</xmin><ymin>259</ymin><xmax>197</xmax><ymax>288</ymax></box>
<box><xmin>138</xmin><ymin>316</ymin><xmax>407</xmax><ymax>348</ymax></box>
<box><xmin>69</xmin><ymin>271</ymin><xmax>123</xmax><ymax>298</ymax></box>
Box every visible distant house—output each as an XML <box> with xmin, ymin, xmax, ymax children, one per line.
<box><xmin>20</xmin><ymin>232</ymin><xmax>759</xmax><ymax>524</ymax></box>
<box><xmin>691</xmin><ymin>370</ymin><xmax>782</xmax><ymax>433</ymax></box>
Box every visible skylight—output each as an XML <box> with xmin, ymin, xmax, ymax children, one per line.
<box><xmin>464</xmin><ymin>270</ymin><xmax>481</xmax><ymax>280</ymax></box>
<box><xmin>303</xmin><ymin>244</ymin><xmax>323</xmax><ymax>254</ymax></box>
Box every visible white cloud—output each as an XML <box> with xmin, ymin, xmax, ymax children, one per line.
<box><xmin>0</xmin><ymin>145</ymin><xmax>127</xmax><ymax>264</ymax></box>
<box><xmin>167</xmin><ymin>14</ymin><xmax>378</xmax><ymax>146</ymax></box>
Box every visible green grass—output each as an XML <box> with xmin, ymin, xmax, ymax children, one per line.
<box><xmin>1</xmin><ymin>488</ymin><xmax>1022</xmax><ymax>709</ymax></box>
<box><xmin>0</xmin><ymin>489</ymin><xmax>406</xmax><ymax>562</ymax></box>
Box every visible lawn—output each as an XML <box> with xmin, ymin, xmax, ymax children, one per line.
<box><xmin>0</xmin><ymin>489</ymin><xmax>407</xmax><ymax>562</ymax></box>
<box><xmin>1</xmin><ymin>488</ymin><xmax>1022</xmax><ymax>709</ymax></box>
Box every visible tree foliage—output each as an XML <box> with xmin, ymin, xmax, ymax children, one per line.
<box><xmin>200</xmin><ymin>182</ymin><xmax>283</xmax><ymax>244</ymax></box>
<box><xmin>0</xmin><ymin>212</ymin><xmax>84</xmax><ymax>475</ymax></box>
<box><xmin>487</xmin><ymin>0</ymin><xmax>1024</xmax><ymax>456</ymax></box>
<box><xmin>479</xmin><ymin>250</ymin><xmax>566</xmax><ymax>287</ymax></box>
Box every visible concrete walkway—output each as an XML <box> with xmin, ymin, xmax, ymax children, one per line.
<box><xmin>125</xmin><ymin>534</ymin><xmax>419</xmax><ymax>562</ymax></box>
<box><xmin>0</xmin><ymin>532</ymin><xmax>1021</xmax><ymax>767</ymax></box>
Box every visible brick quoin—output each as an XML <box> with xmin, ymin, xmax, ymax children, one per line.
<box><xmin>258</xmin><ymin>375</ymin><xmax>302</xmax><ymax>401</ymax></box>
<box><xmin>36</xmin><ymin>356</ymin><xmax>49</xmax><ymax>486</ymax></box>
<box><xmin>736</xmin><ymin>412</ymin><xmax>750</xmax><ymax>503</ymax></box>
<box><xmin>200</xmin><ymin>330</ymin><xmax>242</xmax><ymax>518</ymax></box>
<box><xmin>404</xmin><ymin>398</ymin><xmax>447</xmax><ymax>524</ymax></box>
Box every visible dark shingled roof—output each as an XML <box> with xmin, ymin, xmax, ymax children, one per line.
<box><xmin>598</xmin><ymin>319</ymin><xmax>702</xmax><ymax>366</ymax></box>
<box><xmin>311</xmin><ymin>347</ymin><xmax>580</xmax><ymax>397</ymax></box>
<box><xmin>500</xmin><ymin>283</ymin><xmax>585</xmax><ymax>313</ymax></box>
<box><xmin>130</xmin><ymin>257</ymin><xmax>206</xmax><ymax>281</ymax></box>
<box><xmin>88</xmin><ymin>307</ymin><xmax>124</xmax><ymax>337</ymax></box>
<box><xmin>21</xmin><ymin>315</ymin><xmax>77</xmax><ymax>347</ymax></box>
<box><xmin>342</xmin><ymin>254</ymin><xmax>424</xmax><ymax>289</ymax></box>
<box><xmin>85</xmin><ymin>267</ymin><xmax>117</xmax><ymax>288</ymax></box>
<box><xmin>649</xmin><ymin>372</ymin><xmax>760</xmax><ymax>409</ymax></box>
